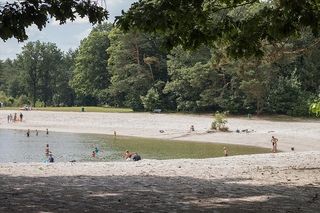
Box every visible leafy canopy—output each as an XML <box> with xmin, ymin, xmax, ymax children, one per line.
<box><xmin>0</xmin><ymin>0</ymin><xmax>108</xmax><ymax>41</ymax></box>
<box><xmin>116</xmin><ymin>0</ymin><xmax>320</xmax><ymax>58</ymax></box>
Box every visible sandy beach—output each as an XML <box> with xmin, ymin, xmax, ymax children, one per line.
<box><xmin>0</xmin><ymin>110</ymin><xmax>319</xmax><ymax>212</ymax></box>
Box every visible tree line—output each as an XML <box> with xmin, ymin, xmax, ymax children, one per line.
<box><xmin>0</xmin><ymin>22</ymin><xmax>319</xmax><ymax>116</ymax></box>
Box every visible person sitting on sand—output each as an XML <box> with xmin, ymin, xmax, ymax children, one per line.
<box><xmin>271</xmin><ymin>136</ymin><xmax>278</xmax><ymax>153</ymax></box>
<box><xmin>124</xmin><ymin>150</ymin><xmax>133</xmax><ymax>160</ymax></box>
<box><xmin>132</xmin><ymin>153</ymin><xmax>141</xmax><ymax>161</ymax></box>
<box><xmin>124</xmin><ymin>150</ymin><xmax>141</xmax><ymax>161</ymax></box>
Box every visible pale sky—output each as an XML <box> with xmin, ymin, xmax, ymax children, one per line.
<box><xmin>0</xmin><ymin>0</ymin><xmax>137</xmax><ymax>60</ymax></box>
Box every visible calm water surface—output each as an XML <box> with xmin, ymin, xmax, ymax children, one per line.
<box><xmin>0</xmin><ymin>129</ymin><xmax>269</xmax><ymax>162</ymax></box>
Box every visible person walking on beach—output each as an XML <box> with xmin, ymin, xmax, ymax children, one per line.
<box><xmin>271</xmin><ymin>136</ymin><xmax>278</xmax><ymax>153</ymax></box>
<box><xmin>7</xmin><ymin>114</ymin><xmax>10</xmax><ymax>123</ymax></box>
<box><xmin>19</xmin><ymin>113</ymin><xmax>23</xmax><ymax>122</ymax></box>
<box><xmin>13</xmin><ymin>113</ymin><xmax>17</xmax><ymax>122</ymax></box>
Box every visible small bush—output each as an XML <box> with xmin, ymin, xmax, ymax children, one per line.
<box><xmin>211</xmin><ymin>111</ymin><xmax>229</xmax><ymax>131</ymax></box>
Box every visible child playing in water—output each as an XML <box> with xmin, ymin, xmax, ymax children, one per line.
<box><xmin>223</xmin><ymin>147</ymin><xmax>228</xmax><ymax>156</ymax></box>
<box><xmin>45</xmin><ymin>144</ymin><xmax>50</xmax><ymax>156</ymax></box>
<box><xmin>48</xmin><ymin>153</ymin><xmax>54</xmax><ymax>163</ymax></box>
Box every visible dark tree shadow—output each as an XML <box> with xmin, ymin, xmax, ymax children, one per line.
<box><xmin>0</xmin><ymin>174</ymin><xmax>319</xmax><ymax>212</ymax></box>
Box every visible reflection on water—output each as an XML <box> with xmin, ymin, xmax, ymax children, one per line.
<box><xmin>0</xmin><ymin>129</ymin><xmax>270</xmax><ymax>163</ymax></box>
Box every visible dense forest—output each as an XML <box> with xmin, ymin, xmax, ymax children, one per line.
<box><xmin>0</xmin><ymin>26</ymin><xmax>319</xmax><ymax>116</ymax></box>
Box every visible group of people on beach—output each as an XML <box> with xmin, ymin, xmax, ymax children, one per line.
<box><xmin>7</xmin><ymin>112</ymin><xmax>23</xmax><ymax>123</ymax></box>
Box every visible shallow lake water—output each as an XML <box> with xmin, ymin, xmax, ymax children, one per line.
<box><xmin>0</xmin><ymin>129</ymin><xmax>270</xmax><ymax>163</ymax></box>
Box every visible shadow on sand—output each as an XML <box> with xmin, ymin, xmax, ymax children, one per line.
<box><xmin>0</xmin><ymin>174</ymin><xmax>319</xmax><ymax>212</ymax></box>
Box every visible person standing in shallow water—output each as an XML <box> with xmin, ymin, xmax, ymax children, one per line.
<box><xmin>48</xmin><ymin>153</ymin><xmax>54</xmax><ymax>163</ymax></box>
<box><xmin>46</xmin><ymin>129</ymin><xmax>49</xmax><ymax>135</ymax></box>
<box><xmin>19</xmin><ymin>113</ymin><xmax>23</xmax><ymax>122</ymax></box>
<box><xmin>271</xmin><ymin>136</ymin><xmax>278</xmax><ymax>153</ymax></box>
<box><xmin>223</xmin><ymin>147</ymin><xmax>228</xmax><ymax>156</ymax></box>
<box><xmin>26</xmin><ymin>129</ymin><xmax>30</xmax><ymax>137</ymax></box>
<box><xmin>45</xmin><ymin>144</ymin><xmax>50</xmax><ymax>156</ymax></box>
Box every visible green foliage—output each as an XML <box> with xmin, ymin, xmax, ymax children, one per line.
<box><xmin>35</xmin><ymin>100</ymin><xmax>45</xmax><ymax>107</ymax></box>
<box><xmin>107</xmin><ymin>28</ymin><xmax>168</xmax><ymax>110</ymax></box>
<box><xmin>310</xmin><ymin>99</ymin><xmax>320</xmax><ymax>116</ymax></box>
<box><xmin>211</xmin><ymin>111</ymin><xmax>228</xmax><ymax>131</ymax></box>
<box><xmin>15</xmin><ymin>41</ymin><xmax>65</xmax><ymax>106</ymax></box>
<box><xmin>1</xmin><ymin>4</ymin><xmax>320</xmax><ymax>117</ymax></box>
<box><xmin>141</xmin><ymin>88</ymin><xmax>161</xmax><ymax>111</ymax></box>
<box><xmin>71</xmin><ymin>26</ymin><xmax>111</xmax><ymax>105</ymax></box>
<box><xmin>164</xmin><ymin>46</ymin><xmax>215</xmax><ymax>112</ymax></box>
<box><xmin>0</xmin><ymin>91</ymin><xmax>11</xmax><ymax>106</ymax></box>
<box><xmin>117</xmin><ymin>0</ymin><xmax>320</xmax><ymax>58</ymax></box>
<box><xmin>15</xmin><ymin>95</ymin><xmax>30</xmax><ymax>107</ymax></box>
<box><xmin>0</xmin><ymin>0</ymin><xmax>108</xmax><ymax>41</ymax></box>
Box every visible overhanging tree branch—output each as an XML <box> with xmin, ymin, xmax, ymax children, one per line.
<box><xmin>0</xmin><ymin>0</ymin><xmax>108</xmax><ymax>41</ymax></box>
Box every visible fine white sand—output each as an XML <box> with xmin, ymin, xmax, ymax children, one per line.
<box><xmin>0</xmin><ymin>110</ymin><xmax>319</xmax><ymax>212</ymax></box>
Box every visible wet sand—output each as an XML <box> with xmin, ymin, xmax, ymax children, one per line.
<box><xmin>0</xmin><ymin>111</ymin><xmax>319</xmax><ymax>212</ymax></box>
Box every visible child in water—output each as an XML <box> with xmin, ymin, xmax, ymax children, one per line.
<box><xmin>45</xmin><ymin>144</ymin><xmax>50</xmax><ymax>156</ymax></box>
<box><xmin>223</xmin><ymin>147</ymin><xmax>228</xmax><ymax>156</ymax></box>
<box><xmin>48</xmin><ymin>154</ymin><xmax>54</xmax><ymax>163</ymax></box>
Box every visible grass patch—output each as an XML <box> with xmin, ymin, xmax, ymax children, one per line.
<box><xmin>0</xmin><ymin>106</ymin><xmax>133</xmax><ymax>113</ymax></box>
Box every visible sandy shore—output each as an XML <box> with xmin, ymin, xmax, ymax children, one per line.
<box><xmin>0</xmin><ymin>110</ymin><xmax>320</xmax><ymax>151</ymax></box>
<box><xmin>0</xmin><ymin>152</ymin><xmax>320</xmax><ymax>212</ymax></box>
<box><xmin>0</xmin><ymin>110</ymin><xmax>319</xmax><ymax>212</ymax></box>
